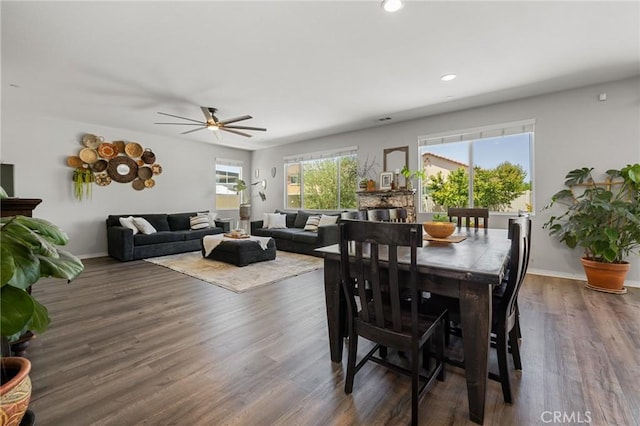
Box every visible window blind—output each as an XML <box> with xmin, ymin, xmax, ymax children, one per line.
<box><xmin>419</xmin><ymin>119</ymin><xmax>535</xmax><ymax>146</ymax></box>
<box><xmin>283</xmin><ymin>146</ymin><xmax>358</xmax><ymax>164</ymax></box>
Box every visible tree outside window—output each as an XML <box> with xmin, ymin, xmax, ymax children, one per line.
<box><xmin>420</xmin><ymin>131</ymin><xmax>533</xmax><ymax>213</ymax></box>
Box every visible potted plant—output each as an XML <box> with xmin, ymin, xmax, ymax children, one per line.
<box><xmin>233</xmin><ymin>179</ymin><xmax>267</xmax><ymax>221</ymax></box>
<box><xmin>1</xmin><ymin>186</ymin><xmax>84</xmax><ymax>424</ymax></box>
<box><xmin>401</xmin><ymin>165</ymin><xmax>426</xmax><ymax>190</ymax></box>
<box><xmin>543</xmin><ymin>163</ymin><xmax>640</xmax><ymax>293</ymax></box>
<box><xmin>423</xmin><ymin>213</ymin><xmax>456</xmax><ymax>239</ymax></box>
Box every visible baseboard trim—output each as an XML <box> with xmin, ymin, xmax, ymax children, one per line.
<box><xmin>528</xmin><ymin>268</ymin><xmax>640</xmax><ymax>288</ymax></box>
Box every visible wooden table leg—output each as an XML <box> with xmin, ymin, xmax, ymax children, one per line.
<box><xmin>323</xmin><ymin>258</ymin><xmax>345</xmax><ymax>362</ymax></box>
<box><xmin>459</xmin><ymin>280</ymin><xmax>492</xmax><ymax>425</ymax></box>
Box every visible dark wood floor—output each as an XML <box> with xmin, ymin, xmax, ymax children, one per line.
<box><xmin>26</xmin><ymin>256</ymin><xmax>640</xmax><ymax>426</ymax></box>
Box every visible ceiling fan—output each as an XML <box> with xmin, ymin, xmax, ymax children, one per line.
<box><xmin>155</xmin><ymin>107</ymin><xmax>266</xmax><ymax>138</ymax></box>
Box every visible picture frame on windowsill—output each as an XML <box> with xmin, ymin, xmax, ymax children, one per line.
<box><xmin>380</xmin><ymin>172</ymin><xmax>393</xmax><ymax>190</ymax></box>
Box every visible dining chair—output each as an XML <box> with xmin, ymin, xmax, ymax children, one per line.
<box><xmin>388</xmin><ymin>207</ymin><xmax>408</xmax><ymax>222</ymax></box>
<box><xmin>366</xmin><ymin>208</ymin><xmax>391</xmax><ymax>222</ymax></box>
<box><xmin>339</xmin><ymin>220</ymin><xmax>447</xmax><ymax>426</ymax></box>
<box><xmin>340</xmin><ymin>210</ymin><xmax>367</xmax><ymax>220</ymax></box>
<box><xmin>447</xmin><ymin>207</ymin><xmax>489</xmax><ymax>229</ymax></box>
<box><xmin>424</xmin><ymin>217</ymin><xmax>531</xmax><ymax>404</ymax></box>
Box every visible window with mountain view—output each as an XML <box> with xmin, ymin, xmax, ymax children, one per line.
<box><xmin>418</xmin><ymin>121</ymin><xmax>534</xmax><ymax>214</ymax></box>
<box><xmin>284</xmin><ymin>147</ymin><xmax>358</xmax><ymax>210</ymax></box>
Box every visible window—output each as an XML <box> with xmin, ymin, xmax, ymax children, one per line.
<box><xmin>215</xmin><ymin>159</ymin><xmax>243</xmax><ymax>209</ymax></box>
<box><xmin>418</xmin><ymin>120</ymin><xmax>534</xmax><ymax>214</ymax></box>
<box><xmin>284</xmin><ymin>146</ymin><xmax>358</xmax><ymax>210</ymax></box>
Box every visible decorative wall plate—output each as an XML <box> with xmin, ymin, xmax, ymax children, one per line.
<box><xmin>95</xmin><ymin>174</ymin><xmax>111</xmax><ymax>186</ymax></box>
<box><xmin>79</xmin><ymin>148</ymin><xmax>98</xmax><ymax>164</ymax></box>
<box><xmin>92</xmin><ymin>159</ymin><xmax>108</xmax><ymax>172</ymax></box>
<box><xmin>98</xmin><ymin>143</ymin><xmax>117</xmax><ymax>160</ymax></box>
<box><xmin>125</xmin><ymin>142</ymin><xmax>143</xmax><ymax>158</ymax></box>
<box><xmin>107</xmin><ymin>156</ymin><xmax>138</xmax><ymax>183</ymax></box>
<box><xmin>151</xmin><ymin>164</ymin><xmax>163</xmax><ymax>175</ymax></box>
<box><xmin>144</xmin><ymin>178</ymin><xmax>155</xmax><ymax>188</ymax></box>
<box><xmin>138</xmin><ymin>166</ymin><xmax>152</xmax><ymax>180</ymax></box>
<box><xmin>132</xmin><ymin>179</ymin><xmax>145</xmax><ymax>190</ymax></box>
<box><xmin>67</xmin><ymin>156</ymin><xmax>83</xmax><ymax>168</ymax></box>
<box><xmin>113</xmin><ymin>141</ymin><xmax>126</xmax><ymax>154</ymax></box>
<box><xmin>82</xmin><ymin>134</ymin><xmax>104</xmax><ymax>148</ymax></box>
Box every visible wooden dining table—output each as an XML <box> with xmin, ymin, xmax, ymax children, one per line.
<box><xmin>316</xmin><ymin>227</ymin><xmax>511</xmax><ymax>425</ymax></box>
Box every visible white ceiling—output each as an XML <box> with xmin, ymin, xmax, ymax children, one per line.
<box><xmin>2</xmin><ymin>1</ymin><xmax>639</xmax><ymax>151</ymax></box>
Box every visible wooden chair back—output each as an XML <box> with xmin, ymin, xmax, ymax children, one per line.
<box><xmin>341</xmin><ymin>211</ymin><xmax>367</xmax><ymax>220</ymax></box>
<box><xmin>339</xmin><ymin>220</ymin><xmax>422</xmax><ymax>335</ymax></box>
<box><xmin>366</xmin><ymin>209</ymin><xmax>391</xmax><ymax>222</ymax></box>
<box><xmin>499</xmin><ymin>217</ymin><xmax>531</xmax><ymax>333</ymax></box>
<box><xmin>447</xmin><ymin>207</ymin><xmax>489</xmax><ymax>229</ymax></box>
<box><xmin>388</xmin><ymin>207</ymin><xmax>408</xmax><ymax>222</ymax></box>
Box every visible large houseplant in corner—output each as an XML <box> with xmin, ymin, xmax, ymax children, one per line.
<box><xmin>0</xmin><ymin>186</ymin><xmax>84</xmax><ymax>425</ymax></box>
<box><xmin>543</xmin><ymin>163</ymin><xmax>640</xmax><ymax>293</ymax></box>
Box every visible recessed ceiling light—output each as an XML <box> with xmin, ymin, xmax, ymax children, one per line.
<box><xmin>381</xmin><ymin>0</ymin><xmax>404</xmax><ymax>13</ymax></box>
<box><xmin>441</xmin><ymin>74</ymin><xmax>457</xmax><ymax>82</ymax></box>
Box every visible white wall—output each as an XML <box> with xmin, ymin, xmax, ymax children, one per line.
<box><xmin>1</xmin><ymin>110</ymin><xmax>251</xmax><ymax>258</ymax></box>
<box><xmin>251</xmin><ymin>76</ymin><xmax>640</xmax><ymax>286</ymax></box>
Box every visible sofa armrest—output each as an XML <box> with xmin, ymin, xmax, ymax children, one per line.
<box><xmin>317</xmin><ymin>223</ymin><xmax>339</xmax><ymax>247</ymax></box>
<box><xmin>107</xmin><ymin>226</ymin><xmax>135</xmax><ymax>261</ymax></box>
<box><xmin>214</xmin><ymin>219</ymin><xmax>231</xmax><ymax>233</ymax></box>
<box><xmin>250</xmin><ymin>220</ymin><xmax>264</xmax><ymax>234</ymax></box>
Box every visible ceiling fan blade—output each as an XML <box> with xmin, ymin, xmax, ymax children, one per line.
<box><xmin>157</xmin><ymin>112</ymin><xmax>205</xmax><ymax>124</ymax></box>
<box><xmin>223</xmin><ymin>125</ymin><xmax>267</xmax><ymax>132</ymax></box>
<box><xmin>218</xmin><ymin>115</ymin><xmax>252</xmax><ymax>125</ymax></box>
<box><xmin>154</xmin><ymin>122</ymin><xmax>206</xmax><ymax>125</ymax></box>
<box><xmin>181</xmin><ymin>127</ymin><xmax>208</xmax><ymax>135</ymax></box>
<box><xmin>200</xmin><ymin>106</ymin><xmax>214</xmax><ymax>122</ymax></box>
<box><xmin>220</xmin><ymin>127</ymin><xmax>252</xmax><ymax>138</ymax></box>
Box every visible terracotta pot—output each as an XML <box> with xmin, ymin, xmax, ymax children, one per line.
<box><xmin>423</xmin><ymin>221</ymin><xmax>456</xmax><ymax>238</ymax></box>
<box><xmin>580</xmin><ymin>257</ymin><xmax>629</xmax><ymax>291</ymax></box>
<box><xmin>239</xmin><ymin>205</ymin><xmax>251</xmax><ymax>220</ymax></box>
<box><xmin>0</xmin><ymin>357</ymin><xmax>32</xmax><ymax>426</ymax></box>
<box><xmin>366</xmin><ymin>179</ymin><xmax>376</xmax><ymax>191</ymax></box>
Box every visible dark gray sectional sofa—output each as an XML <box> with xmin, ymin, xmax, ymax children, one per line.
<box><xmin>250</xmin><ymin>210</ymin><xmax>343</xmax><ymax>256</ymax></box>
<box><xmin>106</xmin><ymin>212</ymin><xmax>225</xmax><ymax>261</ymax></box>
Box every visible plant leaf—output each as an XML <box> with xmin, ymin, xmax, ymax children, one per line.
<box><xmin>0</xmin><ymin>285</ymin><xmax>34</xmax><ymax>336</ymax></box>
<box><xmin>0</xmin><ymin>243</ymin><xmax>16</xmax><ymax>286</ymax></box>
<box><xmin>28</xmin><ymin>297</ymin><xmax>50</xmax><ymax>334</ymax></box>
<box><xmin>37</xmin><ymin>250</ymin><xmax>85</xmax><ymax>281</ymax></box>
<box><xmin>14</xmin><ymin>216</ymin><xmax>70</xmax><ymax>246</ymax></box>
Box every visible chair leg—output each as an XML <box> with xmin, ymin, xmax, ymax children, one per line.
<box><xmin>496</xmin><ymin>327</ymin><xmax>513</xmax><ymax>403</ymax></box>
<box><xmin>411</xmin><ymin>344</ymin><xmax>420</xmax><ymax>426</ymax></box>
<box><xmin>345</xmin><ymin>333</ymin><xmax>358</xmax><ymax>394</ymax></box>
<box><xmin>509</xmin><ymin>327</ymin><xmax>522</xmax><ymax>370</ymax></box>
<box><xmin>379</xmin><ymin>346</ymin><xmax>388</xmax><ymax>359</ymax></box>
<box><xmin>436</xmin><ymin>319</ymin><xmax>446</xmax><ymax>381</ymax></box>
<box><xmin>514</xmin><ymin>303</ymin><xmax>522</xmax><ymax>339</ymax></box>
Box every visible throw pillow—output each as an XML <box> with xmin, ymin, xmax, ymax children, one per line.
<box><xmin>262</xmin><ymin>212</ymin><xmax>271</xmax><ymax>228</ymax></box>
<box><xmin>197</xmin><ymin>211</ymin><xmax>217</xmax><ymax>227</ymax></box>
<box><xmin>190</xmin><ymin>214</ymin><xmax>211</xmax><ymax>230</ymax></box>
<box><xmin>267</xmin><ymin>213</ymin><xmax>287</xmax><ymax>229</ymax></box>
<box><xmin>119</xmin><ymin>216</ymin><xmax>139</xmax><ymax>235</ymax></box>
<box><xmin>303</xmin><ymin>215</ymin><xmax>321</xmax><ymax>232</ymax></box>
<box><xmin>318</xmin><ymin>214</ymin><xmax>338</xmax><ymax>227</ymax></box>
<box><xmin>133</xmin><ymin>217</ymin><xmax>157</xmax><ymax>235</ymax></box>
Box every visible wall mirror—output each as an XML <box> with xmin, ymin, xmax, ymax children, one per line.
<box><xmin>383</xmin><ymin>146</ymin><xmax>409</xmax><ymax>173</ymax></box>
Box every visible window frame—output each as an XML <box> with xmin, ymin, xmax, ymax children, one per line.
<box><xmin>215</xmin><ymin>159</ymin><xmax>243</xmax><ymax>210</ymax></box>
<box><xmin>418</xmin><ymin>120</ymin><xmax>535</xmax><ymax>215</ymax></box>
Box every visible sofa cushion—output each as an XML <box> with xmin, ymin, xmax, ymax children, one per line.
<box><xmin>133</xmin><ymin>217</ymin><xmax>157</xmax><ymax>234</ymax></box>
<box><xmin>181</xmin><ymin>228</ymin><xmax>221</xmax><ymax>241</ymax></box>
<box><xmin>267</xmin><ymin>213</ymin><xmax>287</xmax><ymax>229</ymax></box>
<box><xmin>318</xmin><ymin>214</ymin><xmax>339</xmax><ymax>227</ymax></box>
<box><xmin>303</xmin><ymin>215</ymin><xmax>321</xmax><ymax>232</ymax></box>
<box><xmin>138</xmin><ymin>214</ymin><xmax>170</xmax><ymax>232</ymax></box>
<box><xmin>275</xmin><ymin>209</ymin><xmax>298</xmax><ymax>228</ymax></box>
<box><xmin>266</xmin><ymin>229</ymin><xmax>305</xmax><ymax>240</ymax></box>
<box><xmin>252</xmin><ymin>228</ymin><xmax>274</xmax><ymax>238</ymax></box>
<box><xmin>294</xmin><ymin>210</ymin><xmax>316</xmax><ymax>228</ymax></box>
<box><xmin>291</xmin><ymin>230</ymin><xmax>319</xmax><ymax>245</ymax></box>
<box><xmin>119</xmin><ymin>216</ymin><xmax>139</xmax><ymax>234</ymax></box>
<box><xmin>190</xmin><ymin>214</ymin><xmax>210</xmax><ymax>230</ymax></box>
<box><xmin>134</xmin><ymin>231</ymin><xmax>184</xmax><ymax>246</ymax></box>
<box><xmin>168</xmin><ymin>212</ymin><xmax>198</xmax><ymax>231</ymax></box>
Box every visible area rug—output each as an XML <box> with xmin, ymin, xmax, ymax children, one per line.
<box><xmin>144</xmin><ymin>251</ymin><xmax>324</xmax><ymax>293</ymax></box>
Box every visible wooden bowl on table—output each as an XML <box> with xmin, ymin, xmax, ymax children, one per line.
<box><xmin>423</xmin><ymin>221</ymin><xmax>456</xmax><ymax>239</ymax></box>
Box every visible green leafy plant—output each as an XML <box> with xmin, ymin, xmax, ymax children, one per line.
<box><xmin>1</xmin><ymin>189</ymin><xmax>84</xmax><ymax>347</ymax></box>
<box><xmin>73</xmin><ymin>167</ymin><xmax>94</xmax><ymax>201</ymax></box>
<box><xmin>431</xmin><ymin>213</ymin><xmax>449</xmax><ymax>222</ymax></box>
<box><xmin>543</xmin><ymin>163</ymin><xmax>640</xmax><ymax>263</ymax></box>
<box><xmin>401</xmin><ymin>165</ymin><xmax>426</xmax><ymax>190</ymax></box>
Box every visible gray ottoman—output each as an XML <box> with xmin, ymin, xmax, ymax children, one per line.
<box><xmin>202</xmin><ymin>237</ymin><xmax>276</xmax><ymax>267</ymax></box>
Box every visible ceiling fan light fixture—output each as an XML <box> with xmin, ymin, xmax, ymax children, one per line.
<box><xmin>381</xmin><ymin>0</ymin><xmax>404</xmax><ymax>13</ymax></box>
